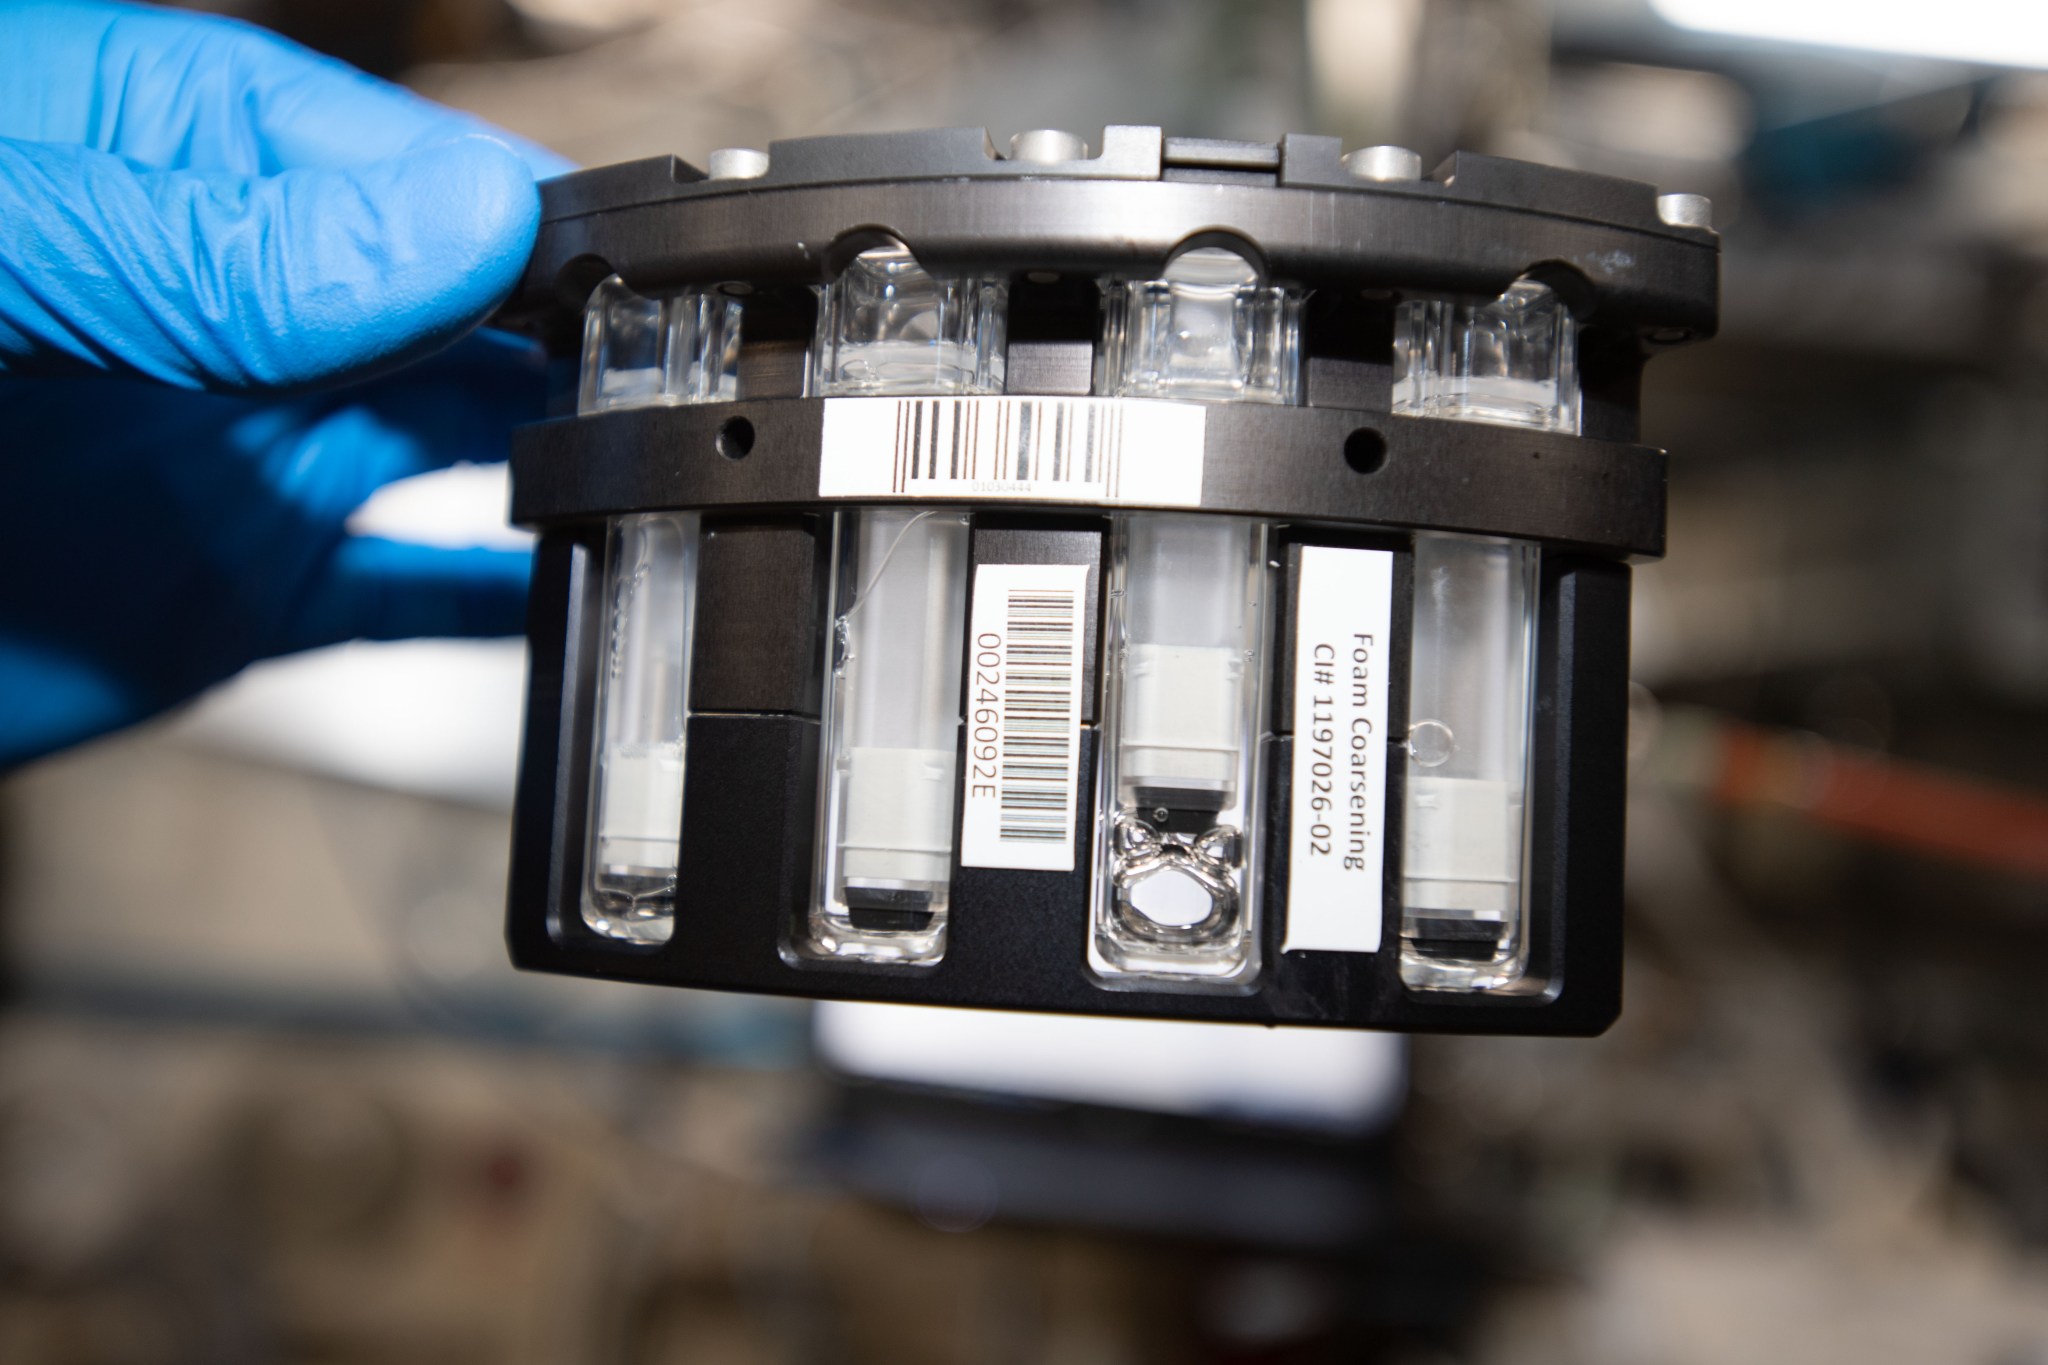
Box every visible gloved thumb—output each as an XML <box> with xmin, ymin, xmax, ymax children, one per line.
<box><xmin>0</xmin><ymin>133</ymin><xmax>540</xmax><ymax>392</ymax></box>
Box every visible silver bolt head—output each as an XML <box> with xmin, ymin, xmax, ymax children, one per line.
<box><xmin>1009</xmin><ymin>129</ymin><xmax>1089</xmax><ymax>164</ymax></box>
<box><xmin>1657</xmin><ymin>192</ymin><xmax>1713</xmax><ymax>229</ymax></box>
<box><xmin>1343</xmin><ymin>145</ymin><xmax>1423</xmax><ymax>182</ymax></box>
<box><xmin>706</xmin><ymin>147</ymin><xmax>770</xmax><ymax>181</ymax></box>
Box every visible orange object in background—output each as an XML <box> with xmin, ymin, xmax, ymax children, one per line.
<box><xmin>1711</xmin><ymin>722</ymin><xmax>2048</xmax><ymax>881</ymax></box>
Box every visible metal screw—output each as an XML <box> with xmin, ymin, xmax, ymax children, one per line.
<box><xmin>1657</xmin><ymin>192</ymin><xmax>1713</xmax><ymax>230</ymax></box>
<box><xmin>1009</xmin><ymin>129</ymin><xmax>1089</xmax><ymax>164</ymax></box>
<box><xmin>1343</xmin><ymin>145</ymin><xmax>1423</xmax><ymax>182</ymax></box>
<box><xmin>706</xmin><ymin>147</ymin><xmax>770</xmax><ymax>181</ymax></box>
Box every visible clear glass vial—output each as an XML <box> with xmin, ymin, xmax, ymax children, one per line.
<box><xmin>1399</xmin><ymin>534</ymin><xmax>1538</xmax><ymax>989</ymax></box>
<box><xmin>804</xmin><ymin>245</ymin><xmax>1004</xmax><ymax>964</ymax></box>
<box><xmin>573</xmin><ymin>277</ymin><xmax>739</xmax><ymax>944</ymax></box>
<box><xmin>810</xmin><ymin>509</ymin><xmax>973</xmax><ymax>964</ymax></box>
<box><xmin>583</xmin><ymin>511</ymin><xmax>700</xmax><ymax>943</ymax></box>
<box><xmin>1092</xmin><ymin>514</ymin><xmax>1271</xmax><ymax>984</ymax></box>
<box><xmin>1392</xmin><ymin>278</ymin><xmax>1577</xmax><ymax>990</ymax></box>
<box><xmin>810</xmin><ymin>243</ymin><xmax>1007</xmax><ymax>396</ymax></box>
<box><xmin>1392</xmin><ymin>278</ymin><xmax>1577</xmax><ymax>432</ymax></box>
<box><xmin>1097</xmin><ymin>248</ymin><xmax>1302</xmax><ymax>403</ymax></box>
<box><xmin>579</xmin><ymin>275</ymin><xmax>742</xmax><ymax>411</ymax></box>
<box><xmin>1089</xmin><ymin>248</ymin><xmax>1298</xmax><ymax>987</ymax></box>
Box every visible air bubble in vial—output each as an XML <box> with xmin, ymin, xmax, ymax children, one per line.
<box><xmin>1407</xmin><ymin>720</ymin><xmax>1455</xmax><ymax>767</ymax></box>
<box><xmin>1128</xmin><ymin>864</ymin><xmax>1215</xmax><ymax>929</ymax></box>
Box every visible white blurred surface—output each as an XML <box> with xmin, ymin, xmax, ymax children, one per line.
<box><xmin>346</xmin><ymin>461</ymin><xmax>532</xmax><ymax>551</ymax></box>
<box><xmin>816</xmin><ymin>1001</ymin><xmax>1405</xmax><ymax>1133</ymax></box>
<box><xmin>172</xmin><ymin>639</ymin><xmax>528</xmax><ymax>810</ymax></box>
<box><xmin>1651</xmin><ymin>0</ymin><xmax>2048</xmax><ymax>70</ymax></box>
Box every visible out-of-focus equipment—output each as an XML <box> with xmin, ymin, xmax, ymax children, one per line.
<box><xmin>497</xmin><ymin>126</ymin><xmax>1719</xmax><ymax>1033</ymax></box>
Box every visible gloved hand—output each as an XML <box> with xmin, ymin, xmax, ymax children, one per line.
<box><xmin>0</xmin><ymin>0</ymin><xmax>573</xmax><ymax>767</ymax></box>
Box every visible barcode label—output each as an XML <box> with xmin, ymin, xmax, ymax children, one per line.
<box><xmin>959</xmin><ymin>563</ymin><xmax>1091</xmax><ymax>872</ymax></box>
<box><xmin>1283</xmin><ymin>546</ymin><xmax>1395</xmax><ymax>954</ymax></box>
<box><xmin>819</xmin><ymin>397</ymin><xmax>1205</xmax><ymax>506</ymax></box>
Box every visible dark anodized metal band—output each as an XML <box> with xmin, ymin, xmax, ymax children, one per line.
<box><xmin>503</xmin><ymin>129</ymin><xmax>1718</xmax><ymax>343</ymax></box>
<box><xmin>511</xmin><ymin>399</ymin><xmax>1668</xmax><ymax>558</ymax></box>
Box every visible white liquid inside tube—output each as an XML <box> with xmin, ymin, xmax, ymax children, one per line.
<box><xmin>1393</xmin><ymin>278</ymin><xmax>1575</xmax><ymax>991</ymax></box>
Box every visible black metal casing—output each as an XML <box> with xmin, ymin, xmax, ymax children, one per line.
<box><xmin>499</xmin><ymin>128</ymin><xmax>1719</xmax><ymax>1034</ymax></box>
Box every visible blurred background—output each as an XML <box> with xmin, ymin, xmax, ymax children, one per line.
<box><xmin>6</xmin><ymin>0</ymin><xmax>2048</xmax><ymax>1359</ymax></box>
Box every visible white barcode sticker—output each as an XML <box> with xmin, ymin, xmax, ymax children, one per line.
<box><xmin>1283</xmin><ymin>545</ymin><xmax>1396</xmax><ymax>954</ymax></box>
<box><xmin>959</xmin><ymin>563</ymin><xmax>1091</xmax><ymax>872</ymax></box>
<box><xmin>819</xmin><ymin>397</ymin><xmax>1205</xmax><ymax>506</ymax></box>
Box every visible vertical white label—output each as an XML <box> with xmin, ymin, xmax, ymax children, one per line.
<box><xmin>819</xmin><ymin>397</ymin><xmax>1205</xmax><ymax>507</ymax></box>
<box><xmin>960</xmin><ymin>563</ymin><xmax>1091</xmax><ymax>871</ymax></box>
<box><xmin>1283</xmin><ymin>546</ymin><xmax>1396</xmax><ymax>954</ymax></box>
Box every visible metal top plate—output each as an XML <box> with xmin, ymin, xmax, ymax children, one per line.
<box><xmin>503</xmin><ymin>128</ymin><xmax>1719</xmax><ymax>338</ymax></box>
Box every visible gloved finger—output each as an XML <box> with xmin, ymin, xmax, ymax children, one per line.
<box><xmin>0</xmin><ymin>134</ymin><xmax>539</xmax><ymax>391</ymax></box>
<box><xmin>273</xmin><ymin>538</ymin><xmax>532</xmax><ymax>656</ymax></box>
<box><xmin>1</xmin><ymin>0</ymin><xmax>572</xmax><ymax>178</ymax></box>
<box><xmin>395</xmin><ymin>327</ymin><xmax>554</xmax><ymax>392</ymax></box>
<box><xmin>325</xmin><ymin>332</ymin><xmax>550</xmax><ymax>500</ymax></box>
<box><xmin>0</xmin><ymin>637</ymin><xmax>130</xmax><ymax>771</ymax></box>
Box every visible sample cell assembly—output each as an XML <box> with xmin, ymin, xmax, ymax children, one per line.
<box><xmin>499</xmin><ymin>127</ymin><xmax>1719</xmax><ymax>1033</ymax></box>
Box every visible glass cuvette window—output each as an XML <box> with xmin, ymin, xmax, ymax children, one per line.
<box><xmin>582</xmin><ymin>511</ymin><xmax>700</xmax><ymax>944</ymax></box>
<box><xmin>1089</xmin><ymin>248</ymin><xmax>1299</xmax><ymax>988</ymax></box>
<box><xmin>579</xmin><ymin>275</ymin><xmax>742</xmax><ymax>412</ymax></box>
<box><xmin>803</xmin><ymin>244</ymin><xmax>1005</xmax><ymax>965</ymax></box>
<box><xmin>1392</xmin><ymin>277</ymin><xmax>1577</xmax><ymax>991</ymax></box>
<box><xmin>810</xmin><ymin>244</ymin><xmax>1007</xmax><ymax>397</ymax></box>
<box><xmin>573</xmin><ymin>276</ymin><xmax>737</xmax><ymax>944</ymax></box>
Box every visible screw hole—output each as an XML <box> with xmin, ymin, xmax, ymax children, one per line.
<box><xmin>716</xmin><ymin>415</ymin><xmax>755</xmax><ymax>460</ymax></box>
<box><xmin>1343</xmin><ymin>428</ymin><xmax>1387</xmax><ymax>475</ymax></box>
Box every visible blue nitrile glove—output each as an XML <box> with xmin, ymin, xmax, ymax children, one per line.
<box><xmin>0</xmin><ymin>0</ymin><xmax>574</xmax><ymax>767</ymax></box>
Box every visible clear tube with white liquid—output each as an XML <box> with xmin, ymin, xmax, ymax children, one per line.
<box><xmin>1399</xmin><ymin>535</ymin><xmax>1537</xmax><ymax>988</ymax></box>
<box><xmin>811</xmin><ymin>510</ymin><xmax>972</xmax><ymax>962</ymax></box>
<box><xmin>803</xmin><ymin>244</ymin><xmax>1002</xmax><ymax>964</ymax></box>
<box><xmin>1392</xmin><ymin>278</ymin><xmax>1575</xmax><ymax>989</ymax></box>
<box><xmin>1092</xmin><ymin>514</ymin><xmax>1269</xmax><ymax>982</ymax></box>
<box><xmin>1090</xmin><ymin>249</ymin><xmax>1296</xmax><ymax>986</ymax></box>
<box><xmin>575</xmin><ymin>276</ymin><xmax>738</xmax><ymax>944</ymax></box>
<box><xmin>582</xmin><ymin>512</ymin><xmax>700</xmax><ymax>943</ymax></box>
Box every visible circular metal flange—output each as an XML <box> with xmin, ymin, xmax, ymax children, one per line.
<box><xmin>513</xmin><ymin>178</ymin><xmax>1716</xmax><ymax>338</ymax></box>
<box><xmin>509</xmin><ymin>398</ymin><xmax>1669</xmax><ymax>558</ymax></box>
<box><xmin>502</xmin><ymin>129</ymin><xmax>1719</xmax><ymax>339</ymax></box>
